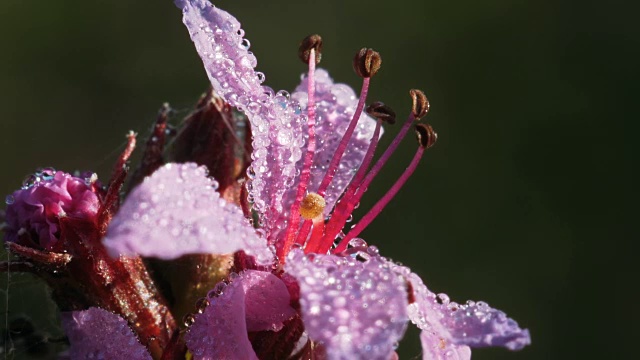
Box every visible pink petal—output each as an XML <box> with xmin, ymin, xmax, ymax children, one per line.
<box><xmin>61</xmin><ymin>307</ymin><xmax>151</xmax><ymax>360</ymax></box>
<box><xmin>396</xmin><ymin>264</ymin><xmax>531</xmax><ymax>351</ymax></box>
<box><xmin>186</xmin><ymin>270</ymin><xmax>296</xmax><ymax>359</ymax></box>
<box><xmin>420</xmin><ymin>330</ymin><xmax>471</xmax><ymax>360</ymax></box>
<box><xmin>285</xmin><ymin>250</ymin><xmax>408</xmax><ymax>359</ymax></box>
<box><xmin>103</xmin><ymin>163</ymin><xmax>272</xmax><ymax>263</ymax></box>
<box><xmin>175</xmin><ymin>0</ymin><xmax>307</xmax><ymax>238</ymax></box>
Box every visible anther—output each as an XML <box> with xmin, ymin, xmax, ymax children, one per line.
<box><xmin>410</xmin><ymin>89</ymin><xmax>429</xmax><ymax>119</ymax></box>
<box><xmin>353</xmin><ymin>48</ymin><xmax>382</xmax><ymax>78</ymax></box>
<box><xmin>415</xmin><ymin>123</ymin><xmax>437</xmax><ymax>149</ymax></box>
<box><xmin>366</xmin><ymin>102</ymin><xmax>396</xmax><ymax>124</ymax></box>
<box><xmin>298</xmin><ymin>34</ymin><xmax>323</xmax><ymax>65</ymax></box>
<box><xmin>299</xmin><ymin>193</ymin><xmax>326</xmax><ymax>220</ymax></box>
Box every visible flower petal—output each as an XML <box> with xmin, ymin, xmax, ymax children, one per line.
<box><xmin>103</xmin><ymin>163</ymin><xmax>272</xmax><ymax>263</ymax></box>
<box><xmin>186</xmin><ymin>270</ymin><xmax>296</xmax><ymax>359</ymax></box>
<box><xmin>420</xmin><ymin>330</ymin><xmax>471</xmax><ymax>360</ymax></box>
<box><xmin>285</xmin><ymin>250</ymin><xmax>408</xmax><ymax>360</ymax></box>
<box><xmin>175</xmin><ymin>0</ymin><xmax>307</xmax><ymax>237</ymax></box>
<box><xmin>263</xmin><ymin>69</ymin><xmax>379</xmax><ymax>241</ymax></box>
<box><xmin>397</xmin><ymin>265</ymin><xmax>531</xmax><ymax>351</ymax></box>
<box><xmin>61</xmin><ymin>307</ymin><xmax>151</xmax><ymax>360</ymax></box>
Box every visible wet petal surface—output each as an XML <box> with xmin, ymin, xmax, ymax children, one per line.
<box><xmin>420</xmin><ymin>330</ymin><xmax>471</xmax><ymax>360</ymax></box>
<box><xmin>175</xmin><ymin>0</ymin><xmax>307</xmax><ymax>239</ymax></box>
<box><xmin>104</xmin><ymin>163</ymin><xmax>272</xmax><ymax>263</ymax></box>
<box><xmin>286</xmin><ymin>250</ymin><xmax>408</xmax><ymax>360</ymax></box>
<box><xmin>61</xmin><ymin>307</ymin><xmax>151</xmax><ymax>360</ymax></box>
<box><xmin>397</xmin><ymin>264</ymin><xmax>531</xmax><ymax>351</ymax></box>
<box><xmin>186</xmin><ymin>270</ymin><xmax>296</xmax><ymax>359</ymax></box>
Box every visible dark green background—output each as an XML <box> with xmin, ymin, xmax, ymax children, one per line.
<box><xmin>0</xmin><ymin>0</ymin><xmax>636</xmax><ymax>359</ymax></box>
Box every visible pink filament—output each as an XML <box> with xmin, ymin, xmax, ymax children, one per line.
<box><xmin>334</xmin><ymin>145</ymin><xmax>425</xmax><ymax>253</ymax></box>
<box><xmin>315</xmin><ymin>77</ymin><xmax>371</xmax><ymax>197</ymax></box>
<box><xmin>278</xmin><ymin>49</ymin><xmax>318</xmax><ymax>261</ymax></box>
<box><xmin>298</xmin><ymin>77</ymin><xmax>373</xmax><ymax>252</ymax></box>
<box><xmin>307</xmin><ymin>119</ymin><xmax>382</xmax><ymax>254</ymax></box>
<box><xmin>318</xmin><ymin>114</ymin><xmax>416</xmax><ymax>252</ymax></box>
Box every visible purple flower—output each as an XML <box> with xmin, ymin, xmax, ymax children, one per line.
<box><xmin>99</xmin><ymin>1</ymin><xmax>531</xmax><ymax>358</ymax></box>
<box><xmin>2</xmin><ymin>1</ymin><xmax>530</xmax><ymax>359</ymax></box>
<box><xmin>4</xmin><ymin>169</ymin><xmax>100</xmax><ymax>250</ymax></box>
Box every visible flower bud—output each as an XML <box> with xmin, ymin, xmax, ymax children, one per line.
<box><xmin>4</xmin><ymin>170</ymin><xmax>100</xmax><ymax>250</ymax></box>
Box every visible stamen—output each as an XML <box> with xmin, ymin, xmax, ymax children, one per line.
<box><xmin>298</xmin><ymin>34</ymin><xmax>323</xmax><ymax>65</ymax></box>
<box><xmin>294</xmin><ymin>49</ymin><xmax>381</xmax><ymax>253</ymax></box>
<box><xmin>318</xmin><ymin>95</ymin><xmax>423</xmax><ymax>252</ymax></box>
<box><xmin>353</xmin><ymin>48</ymin><xmax>382</xmax><ymax>78</ymax></box>
<box><xmin>334</xmin><ymin>124</ymin><xmax>437</xmax><ymax>253</ymax></box>
<box><xmin>307</xmin><ymin>103</ymin><xmax>391</xmax><ymax>254</ymax></box>
<box><xmin>315</xmin><ymin>48</ymin><xmax>381</xmax><ymax>198</ymax></box>
<box><xmin>410</xmin><ymin>89</ymin><xmax>430</xmax><ymax>119</ymax></box>
<box><xmin>278</xmin><ymin>40</ymin><xmax>322</xmax><ymax>261</ymax></box>
<box><xmin>317</xmin><ymin>91</ymin><xmax>429</xmax><ymax>253</ymax></box>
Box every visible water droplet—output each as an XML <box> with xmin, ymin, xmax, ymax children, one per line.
<box><xmin>348</xmin><ymin>237</ymin><xmax>367</xmax><ymax>248</ymax></box>
<box><xmin>366</xmin><ymin>245</ymin><xmax>379</xmax><ymax>255</ymax></box>
<box><xmin>5</xmin><ymin>195</ymin><xmax>15</xmax><ymax>205</ymax></box>
<box><xmin>84</xmin><ymin>173</ymin><xmax>98</xmax><ymax>186</ymax></box>
<box><xmin>41</xmin><ymin>167</ymin><xmax>56</xmax><ymax>180</ymax></box>
<box><xmin>256</xmin><ymin>72</ymin><xmax>266</xmax><ymax>83</ymax></box>
<box><xmin>182</xmin><ymin>313</ymin><xmax>196</xmax><ymax>327</ymax></box>
<box><xmin>209</xmin><ymin>282</ymin><xmax>227</xmax><ymax>298</ymax></box>
<box><xmin>195</xmin><ymin>297</ymin><xmax>210</xmax><ymax>314</ymax></box>
<box><xmin>436</xmin><ymin>293</ymin><xmax>450</xmax><ymax>305</ymax></box>
<box><xmin>21</xmin><ymin>174</ymin><xmax>39</xmax><ymax>189</ymax></box>
<box><xmin>239</xmin><ymin>38</ymin><xmax>250</xmax><ymax>50</ymax></box>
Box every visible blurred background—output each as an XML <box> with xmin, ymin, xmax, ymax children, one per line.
<box><xmin>0</xmin><ymin>0</ymin><xmax>637</xmax><ymax>359</ymax></box>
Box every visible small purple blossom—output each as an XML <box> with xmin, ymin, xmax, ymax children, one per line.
<box><xmin>4</xmin><ymin>169</ymin><xmax>100</xmax><ymax>250</ymax></box>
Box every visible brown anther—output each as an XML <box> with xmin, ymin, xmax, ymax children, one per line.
<box><xmin>299</xmin><ymin>193</ymin><xmax>326</xmax><ymax>220</ymax></box>
<box><xmin>366</xmin><ymin>101</ymin><xmax>396</xmax><ymax>124</ymax></box>
<box><xmin>415</xmin><ymin>123</ymin><xmax>437</xmax><ymax>149</ymax></box>
<box><xmin>410</xmin><ymin>89</ymin><xmax>430</xmax><ymax>119</ymax></box>
<box><xmin>353</xmin><ymin>48</ymin><xmax>382</xmax><ymax>78</ymax></box>
<box><xmin>298</xmin><ymin>34</ymin><xmax>323</xmax><ymax>65</ymax></box>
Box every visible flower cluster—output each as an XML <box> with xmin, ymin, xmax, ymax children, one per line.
<box><xmin>1</xmin><ymin>0</ymin><xmax>530</xmax><ymax>359</ymax></box>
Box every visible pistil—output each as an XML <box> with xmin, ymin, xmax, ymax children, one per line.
<box><xmin>296</xmin><ymin>49</ymin><xmax>382</xmax><ymax>251</ymax></box>
<box><xmin>278</xmin><ymin>35</ymin><xmax>323</xmax><ymax>260</ymax></box>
